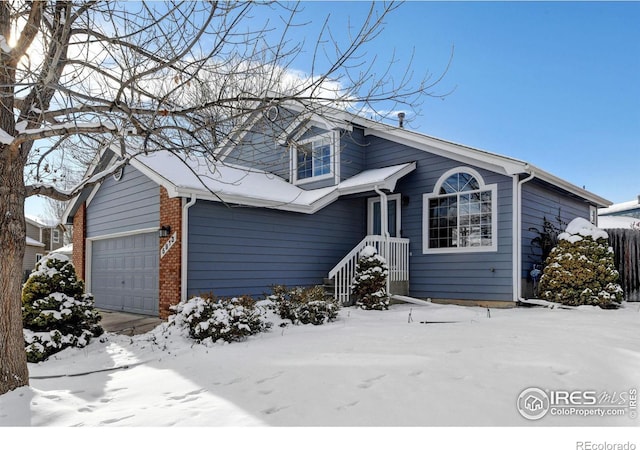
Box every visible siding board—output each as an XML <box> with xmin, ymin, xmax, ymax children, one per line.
<box><xmin>187</xmin><ymin>197</ymin><xmax>365</xmax><ymax>298</ymax></box>
<box><xmin>86</xmin><ymin>165</ymin><xmax>160</xmax><ymax>237</ymax></box>
<box><xmin>364</xmin><ymin>135</ymin><xmax>514</xmax><ymax>302</ymax></box>
<box><xmin>520</xmin><ymin>179</ymin><xmax>592</xmax><ymax>297</ymax></box>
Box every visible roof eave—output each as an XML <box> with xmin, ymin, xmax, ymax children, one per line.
<box><xmin>526</xmin><ymin>164</ymin><xmax>612</xmax><ymax>208</ymax></box>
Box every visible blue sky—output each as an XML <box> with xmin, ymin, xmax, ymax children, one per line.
<box><xmin>291</xmin><ymin>1</ymin><xmax>639</xmax><ymax>204</ymax></box>
<box><xmin>25</xmin><ymin>1</ymin><xmax>639</xmax><ymax>218</ymax></box>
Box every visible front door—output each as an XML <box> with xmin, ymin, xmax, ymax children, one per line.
<box><xmin>368</xmin><ymin>193</ymin><xmax>401</xmax><ymax>237</ymax></box>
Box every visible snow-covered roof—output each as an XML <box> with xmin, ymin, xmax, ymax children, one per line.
<box><xmin>26</xmin><ymin>214</ymin><xmax>59</xmax><ymax>228</ymax></box>
<box><xmin>26</xmin><ymin>236</ymin><xmax>45</xmax><ymax>247</ymax></box>
<box><xmin>131</xmin><ymin>150</ymin><xmax>416</xmax><ymax>214</ymax></box>
<box><xmin>52</xmin><ymin>243</ymin><xmax>73</xmax><ymax>254</ymax></box>
<box><xmin>598</xmin><ymin>215</ymin><xmax>640</xmax><ymax>230</ymax></box>
<box><xmin>63</xmin><ymin>102</ymin><xmax>611</xmax><ymax>222</ymax></box>
<box><xmin>598</xmin><ymin>197</ymin><xmax>640</xmax><ymax>216</ymax></box>
<box><xmin>223</xmin><ymin>101</ymin><xmax>611</xmax><ymax>208</ymax></box>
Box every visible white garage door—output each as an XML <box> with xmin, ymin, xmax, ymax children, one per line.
<box><xmin>91</xmin><ymin>232</ymin><xmax>159</xmax><ymax>315</ymax></box>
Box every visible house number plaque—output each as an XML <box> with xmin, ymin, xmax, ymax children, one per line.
<box><xmin>160</xmin><ymin>232</ymin><xmax>177</xmax><ymax>259</ymax></box>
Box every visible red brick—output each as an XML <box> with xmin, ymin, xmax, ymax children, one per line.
<box><xmin>159</xmin><ymin>187</ymin><xmax>182</xmax><ymax>319</ymax></box>
<box><xmin>72</xmin><ymin>202</ymin><xmax>86</xmax><ymax>280</ymax></box>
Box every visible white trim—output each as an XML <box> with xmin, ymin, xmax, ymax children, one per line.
<box><xmin>513</xmin><ymin>172</ymin><xmax>536</xmax><ymax>302</ymax></box>
<box><xmin>215</xmin><ymin>103</ymin><xmax>264</xmax><ymax>161</ymax></box>
<box><xmin>368</xmin><ymin>193</ymin><xmax>401</xmax><ymax>237</ymax></box>
<box><xmin>86</xmin><ymin>227</ymin><xmax>159</xmax><ymax>242</ymax></box>
<box><xmin>290</xmin><ymin>131</ymin><xmax>338</xmax><ymax>185</ymax></box>
<box><xmin>84</xmin><ymin>227</ymin><xmax>160</xmax><ymax>294</ymax></box>
<box><xmin>84</xmin><ymin>154</ymin><xmax>121</xmax><ymax>209</ymax></box>
<box><xmin>433</xmin><ymin>167</ymin><xmax>485</xmax><ymax>193</ymax></box>
<box><xmin>589</xmin><ymin>205</ymin><xmax>598</xmax><ymax>225</ymax></box>
<box><xmin>169</xmin><ymin>162</ymin><xmax>415</xmax><ymax>214</ymax></box>
<box><xmin>360</xmin><ymin>121</ymin><xmax>610</xmax><ymax>208</ymax></box>
<box><xmin>181</xmin><ymin>195</ymin><xmax>197</xmax><ymax>302</ymax></box>
<box><xmin>423</xmin><ymin>167</ymin><xmax>498</xmax><ymax>254</ymax></box>
<box><xmin>277</xmin><ymin>114</ymin><xmax>312</xmax><ymax>146</ymax></box>
<box><xmin>365</xmin><ymin>126</ymin><xmax>524</xmax><ymax>177</ymax></box>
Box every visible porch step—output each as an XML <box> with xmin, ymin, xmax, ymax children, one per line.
<box><xmin>322</xmin><ymin>278</ymin><xmax>335</xmax><ymax>297</ymax></box>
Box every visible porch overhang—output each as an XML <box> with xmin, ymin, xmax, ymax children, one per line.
<box><xmin>131</xmin><ymin>150</ymin><xmax>416</xmax><ymax>214</ymax></box>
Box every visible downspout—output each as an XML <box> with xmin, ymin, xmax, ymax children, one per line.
<box><xmin>181</xmin><ymin>194</ymin><xmax>197</xmax><ymax>302</ymax></box>
<box><xmin>374</xmin><ymin>185</ymin><xmax>390</xmax><ymax>239</ymax></box>
<box><xmin>374</xmin><ymin>186</ymin><xmax>391</xmax><ymax>294</ymax></box>
<box><xmin>512</xmin><ymin>168</ymin><xmax>536</xmax><ymax>302</ymax></box>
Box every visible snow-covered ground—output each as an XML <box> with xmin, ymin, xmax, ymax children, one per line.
<box><xmin>2</xmin><ymin>302</ymin><xmax>640</xmax><ymax>448</ymax></box>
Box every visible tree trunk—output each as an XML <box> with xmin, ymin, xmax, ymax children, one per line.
<box><xmin>0</xmin><ymin>149</ymin><xmax>29</xmax><ymax>395</ymax></box>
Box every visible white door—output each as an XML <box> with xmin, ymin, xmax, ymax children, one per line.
<box><xmin>367</xmin><ymin>193</ymin><xmax>402</xmax><ymax>237</ymax></box>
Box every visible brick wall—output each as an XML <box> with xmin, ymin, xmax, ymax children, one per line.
<box><xmin>72</xmin><ymin>202</ymin><xmax>86</xmax><ymax>280</ymax></box>
<box><xmin>159</xmin><ymin>187</ymin><xmax>182</xmax><ymax>319</ymax></box>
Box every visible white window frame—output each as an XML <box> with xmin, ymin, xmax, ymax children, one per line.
<box><xmin>290</xmin><ymin>131</ymin><xmax>338</xmax><ymax>185</ymax></box>
<box><xmin>423</xmin><ymin>167</ymin><xmax>498</xmax><ymax>254</ymax></box>
<box><xmin>35</xmin><ymin>253</ymin><xmax>43</xmax><ymax>262</ymax></box>
<box><xmin>52</xmin><ymin>228</ymin><xmax>60</xmax><ymax>244</ymax></box>
<box><xmin>367</xmin><ymin>194</ymin><xmax>402</xmax><ymax>237</ymax></box>
<box><xmin>589</xmin><ymin>205</ymin><xmax>598</xmax><ymax>225</ymax></box>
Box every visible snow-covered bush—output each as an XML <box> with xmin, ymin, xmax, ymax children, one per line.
<box><xmin>351</xmin><ymin>246</ymin><xmax>389</xmax><ymax>310</ymax></box>
<box><xmin>22</xmin><ymin>253</ymin><xmax>103</xmax><ymax>363</ymax></box>
<box><xmin>169</xmin><ymin>294</ymin><xmax>272</xmax><ymax>344</ymax></box>
<box><xmin>539</xmin><ymin>218</ymin><xmax>623</xmax><ymax>308</ymax></box>
<box><xmin>268</xmin><ymin>285</ymin><xmax>339</xmax><ymax>325</ymax></box>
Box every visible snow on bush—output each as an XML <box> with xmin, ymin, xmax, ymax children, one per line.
<box><xmin>268</xmin><ymin>285</ymin><xmax>339</xmax><ymax>325</ymax></box>
<box><xmin>22</xmin><ymin>253</ymin><xmax>103</xmax><ymax>363</ymax></box>
<box><xmin>351</xmin><ymin>245</ymin><xmax>389</xmax><ymax>310</ymax></box>
<box><xmin>169</xmin><ymin>294</ymin><xmax>272</xmax><ymax>344</ymax></box>
<box><xmin>538</xmin><ymin>218</ymin><xmax>623</xmax><ymax>308</ymax></box>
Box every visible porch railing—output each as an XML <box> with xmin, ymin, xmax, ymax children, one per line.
<box><xmin>328</xmin><ymin>235</ymin><xmax>410</xmax><ymax>305</ymax></box>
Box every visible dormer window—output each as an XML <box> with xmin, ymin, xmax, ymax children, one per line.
<box><xmin>290</xmin><ymin>132</ymin><xmax>336</xmax><ymax>185</ymax></box>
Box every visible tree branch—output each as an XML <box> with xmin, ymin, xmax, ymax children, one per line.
<box><xmin>8</xmin><ymin>0</ymin><xmax>44</xmax><ymax>67</ymax></box>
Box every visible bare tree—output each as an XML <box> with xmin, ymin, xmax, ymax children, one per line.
<box><xmin>0</xmin><ymin>1</ymin><xmax>450</xmax><ymax>394</ymax></box>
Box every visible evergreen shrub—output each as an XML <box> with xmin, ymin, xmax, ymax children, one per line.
<box><xmin>22</xmin><ymin>253</ymin><xmax>103</xmax><ymax>362</ymax></box>
<box><xmin>268</xmin><ymin>285</ymin><xmax>339</xmax><ymax>325</ymax></box>
<box><xmin>351</xmin><ymin>246</ymin><xmax>389</xmax><ymax>310</ymax></box>
<box><xmin>539</xmin><ymin>218</ymin><xmax>623</xmax><ymax>308</ymax></box>
<box><xmin>169</xmin><ymin>294</ymin><xmax>271</xmax><ymax>343</ymax></box>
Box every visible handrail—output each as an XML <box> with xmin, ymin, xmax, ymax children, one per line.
<box><xmin>329</xmin><ymin>235</ymin><xmax>409</xmax><ymax>305</ymax></box>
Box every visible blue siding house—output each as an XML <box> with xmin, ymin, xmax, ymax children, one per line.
<box><xmin>64</xmin><ymin>104</ymin><xmax>610</xmax><ymax>318</ymax></box>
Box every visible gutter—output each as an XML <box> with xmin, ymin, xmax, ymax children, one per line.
<box><xmin>374</xmin><ymin>185</ymin><xmax>391</xmax><ymax>295</ymax></box>
<box><xmin>181</xmin><ymin>194</ymin><xmax>197</xmax><ymax>302</ymax></box>
<box><xmin>512</xmin><ymin>169</ymin><xmax>536</xmax><ymax>302</ymax></box>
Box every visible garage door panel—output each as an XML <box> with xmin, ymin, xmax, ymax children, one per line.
<box><xmin>91</xmin><ymin>232</ymin><xmax>159</xmax><ymax>315</ymax></box>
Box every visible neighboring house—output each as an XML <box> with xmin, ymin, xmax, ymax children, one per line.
<box><xmin>23</xmin><ymin>236</ymin><xmax>46</xmax><ymax>278</ymax></box>
<box><xmin>26</xmin><ymin>216</ymin><xmax>67</xmax><ymax>253</ymax></box>
<box><xmin>63</xmin><ymin>104</ymin><xmax>610</xmax><ymax>318</ymax></box>
<box><xmin>599</xmin><ymin>196</ymin><xmax>640</xmax><ymax>223</ymax></box>
<box><xmin>23</xmin><ymin>216</ymin><xmax>67</xmax><ymax>277</ymax></box>
<box><xmin>598</xmin><ymin>215</ymin><xmax>640</xmax><ymax>230</ymax></box>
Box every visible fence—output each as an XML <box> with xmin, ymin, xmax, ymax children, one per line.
<box><xmin>606</xmin><ymin>229</ymin><xmax>640</xmax><ymax>302</ymax></box>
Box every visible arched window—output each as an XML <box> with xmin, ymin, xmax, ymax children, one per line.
<box><xmin>423</xmin><ymin>168</ymin><xmax>498</xmax><ymax>253</ymax></box>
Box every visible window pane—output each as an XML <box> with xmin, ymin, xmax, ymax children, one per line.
<box><xmin>297</xmin><ymin>144</ymin><xmax>312</xmax><ymax>179</ymax></box>
<box><xmin>459</xmin><ymin>172</ymin><xmax>480</xmax><ymax>191</ymax></box>
<box><xmin>388</xmin><ymin>199</ymin><xmax>397</xmax><ymax>237</ymax></box>
<box><xmin>372</xmin><ymin>202</ymin><xmax>381</xmax><ymax>235</ymax></box>
<box><xmin>427</xmin><ymin>177</ymin><xmax>494</xmax><ymax>250</ymax></box>
<box><xmin>313</xmin><ymin>143</ymin><xmax>331</xmax><ymax>176</ymax></box>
